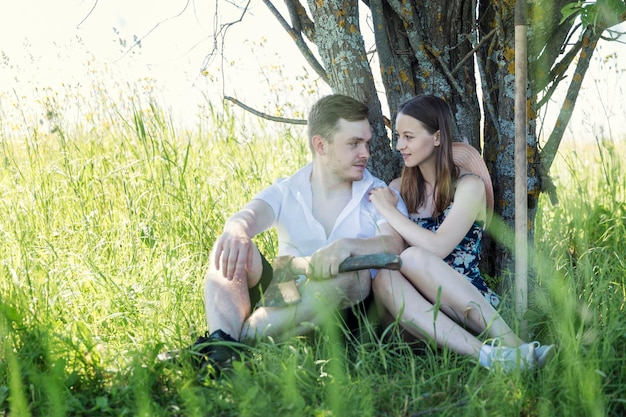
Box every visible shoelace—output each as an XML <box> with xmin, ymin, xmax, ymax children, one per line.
<box><xmin>485</xmin><ymin>338</ymin><xmax>535</xmax><ymax>370</ymax></box>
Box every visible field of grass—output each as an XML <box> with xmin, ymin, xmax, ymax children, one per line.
<box><xmin>1</xmin><ymin>100</ymin><xmax>625</xmax><ymax>416</ymax></box>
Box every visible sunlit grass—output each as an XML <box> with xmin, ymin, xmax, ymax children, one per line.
<box><xmin>0</xmin><ymin>95</ymin><xmax>625</xmax><ymax>416</ymax></box>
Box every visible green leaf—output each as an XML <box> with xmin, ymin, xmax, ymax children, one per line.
<box><xmin>560</xmin><ymin>1</ymin><xmax>583</xmax><ymax>25</ymax></box>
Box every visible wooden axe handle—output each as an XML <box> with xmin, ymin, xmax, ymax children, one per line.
<box><xmin>261</xmin><ymin>254</ymin><xmax>402</xmax><ymax>307</ymax></box>
<box><xmin>273</xmin><ymin>253</ymin><xmax>402</xmax><ymax>280</ymax></box>
<box><xmin>338</xmin><ymin>254</ymin><xmax>402</xmax><ymax>272</ymax></box>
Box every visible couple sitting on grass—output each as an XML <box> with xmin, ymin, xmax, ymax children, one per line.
<box><xmin>160</xmin><ymin>93</ymin><xmax>554</xmax><ymax>375</ymax></box>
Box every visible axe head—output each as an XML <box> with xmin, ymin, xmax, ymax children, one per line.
<box><xmin>256</xmin><ymin>256</ymin><xmax>305</xmax><ymax>307</ymax></box>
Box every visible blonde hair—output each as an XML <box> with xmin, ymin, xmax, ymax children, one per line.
<box><xmin>307</xmin><ymin>94</ymin><xmax>369</xmax><ymax>152</ymax></box>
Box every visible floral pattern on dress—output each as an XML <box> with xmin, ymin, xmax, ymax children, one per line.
<box><xmin>409</xmin><ymin>204</ymin><xmax>501</xmax><ymax>308</ymax></box>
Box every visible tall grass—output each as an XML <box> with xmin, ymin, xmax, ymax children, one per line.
<box><xmin>0</xmin><ymin>97</ymin><xmax>624</xmax><ymax>416</ymax></box>
<box><xmin>532</xmin><ymin>137</ymin><xmax>626</xmax><ymax>417</ymax></box>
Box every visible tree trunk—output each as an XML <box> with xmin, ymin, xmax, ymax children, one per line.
<box><xmin>307</xmin><ymin>0</ymin><xmax>398</xmax><ymax>182</ymax></box>
<box><xmin>373</xmin><ymin>0</ymin><xmax>482</xmax><ymax>149</ymax></box>
<box><xmin>477</xmin><ymin>1</ymin><xmax>539</xmax><ymax>283</ymax></box>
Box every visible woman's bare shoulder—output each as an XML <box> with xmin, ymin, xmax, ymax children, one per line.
<box><xmin>389</xmin><ymin>177</ymin><xmax>402</xmax><ymax>190</ymax></box>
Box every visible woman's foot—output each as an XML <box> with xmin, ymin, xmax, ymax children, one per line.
<box><xmin>533</xmin><ymin>342</ymin><xmax>556</xmax><ymax>367</ymax></box>
<box><xmin>479</xmin><ymin>339</ymin><xmax>536</xmax><ymax>372</ymax></box>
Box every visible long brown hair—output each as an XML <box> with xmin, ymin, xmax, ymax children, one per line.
<box><xmin>397</xmin><ymin>95</ymin><xmax>458</xmax><ymax>215</ymax></box>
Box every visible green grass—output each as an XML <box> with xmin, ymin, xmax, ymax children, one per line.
<box><xmin>1</xmin><ymin>99</ymin><xmax>625</xmax><ymax>416</ymax></box>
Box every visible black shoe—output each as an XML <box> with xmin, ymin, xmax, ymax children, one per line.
<box><xmin>192</xmin><ymin>329</ymin><xmax>243</xmax><ymax>370</ymax></box>
<box><xmin>159</xmin><ymin>329</ymin><xmax>245</xmax><ymax>375</ymax></box>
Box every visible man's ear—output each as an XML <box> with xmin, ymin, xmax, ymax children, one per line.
<box><xmin>312</xmin><ymin>135</ymin><xmax>326</xmax><ymax>156</ymax></box>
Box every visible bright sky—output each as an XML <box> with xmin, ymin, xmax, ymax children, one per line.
<box><xmin>1</xmin><ymin>0</ymin><xmax>625</xmax><ymax>141</ymax></box>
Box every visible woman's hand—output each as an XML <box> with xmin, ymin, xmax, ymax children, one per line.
<box><xmin>368</xmin><ymin>187</ymin><xmax>398</xmax><ymax>214</ymax></box>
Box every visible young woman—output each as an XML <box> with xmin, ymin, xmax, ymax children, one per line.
<box><xmin>369</xmin><ymin>95</ymin><xmax>553</xmax><ymax>371</ymax></box>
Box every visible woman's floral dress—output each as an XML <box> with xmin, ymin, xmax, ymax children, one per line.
<box><xmin>409</xmin><ymin>203</ymin><xmax>501</xmax><ymax>308</ymax></box>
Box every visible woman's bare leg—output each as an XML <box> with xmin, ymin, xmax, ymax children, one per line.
<box><xmin>372</xmin><ymin>269</ymin><xmax>483</xmax><ymax>357</ymax></box>
<box><xmin>399</xmin><ymin>246</ymin><xmax>523</xmax><ymax>347</ymax></box>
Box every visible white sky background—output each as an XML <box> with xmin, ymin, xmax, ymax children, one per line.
<box><xmin>0</xmin><ymin>0</ymin><xmax>625</xmax><ymax>142</ymax></box>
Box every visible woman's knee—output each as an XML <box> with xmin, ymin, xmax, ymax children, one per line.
<box><xmin>400</xmin><ymin>246</ymin><xmax>436</xmax><ymax>275</ymax></box>
<box><xmin>372</xmin><ymin>269</ymin><xmax>405</xmax><ymax>303</ymax></box>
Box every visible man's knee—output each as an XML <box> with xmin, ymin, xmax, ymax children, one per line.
<box><xmin>205</xmin><ymin>242</ymin><xmax>264</xmax><ymax>288</ymax></box>
<box><xmin>371</xmin><ymin>268</ymin><xmax>395</xmax><ymax>300</ymax></box>
<box><xmin>334</xmin><ymin>270</ymin><xmax>371</xmax><ymax>309</ymax></box>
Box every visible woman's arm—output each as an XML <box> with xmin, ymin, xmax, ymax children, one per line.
<box><xmin>369</xmin><ymin>175</ymin><xmax>486</xmax><ymax>258</ymax></box>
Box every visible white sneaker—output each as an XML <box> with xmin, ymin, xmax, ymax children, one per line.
<box><xmin>481</xmin><ymin>339</ymin><xmax>537</xmax><ymax>372</ymax></box>
<box><xmin>532</xmin><ymin>342</ymin><xmax>556</xmax><ymax>367</ymax></box>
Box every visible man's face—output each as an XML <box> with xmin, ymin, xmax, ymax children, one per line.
<box><xmin>324</xmin><ymin>118</ymin><xmax>372</xmax><ymax>182</ymax></box>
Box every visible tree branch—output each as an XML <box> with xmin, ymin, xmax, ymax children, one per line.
<box><xmin>451</xmin><ymin>28</ymin><xmax>496</xmax><ymax>76</ymax></box>
<box><xmin>262</xmin><ymin>0</ymin><xmax>328</xmax><ymax>84</ymax></box>
<box><xmin>285</xmin><ymin>0</ymin><xmax>315</xmax><ymax>41</ymax></box>
<box><xmin>427</xmin><ymin>45</ymin><xmax>465</xmax><ymax>97</ymax></box>
<box><xmin>114</xmin><ymin>0</ymin><xmax>192</xmax><ymax>61</ymax></box>
<box><xmin>201</xmin><ymin>1</ymin><xmax>250</xmax><ymax>78</ymax></box>
<box><xmin>536</xmin><ymin>40</ymin><xmax>582</xmax><ymax>106</ymax></box>
<box><xmin>76</xmin><ymin>0</ymin><xmax>99</xmax><ymax>29</ymax></box>
<box><xmin>540</xmin><ymin>27</ymin><xmax>601</xmax><ymax>192</ymax></box>
<box><xmin>224</xmin><ymin>96</ymin><xmax>306</xmax><ymax>125</ymax></box>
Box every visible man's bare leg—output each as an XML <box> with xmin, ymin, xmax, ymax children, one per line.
<box><xmin>240</xmin><ymin>269</ymin><xmax>371</xmax><ymax>342</ymax></box>
<box><xmin>203</xmin><ymin>245</ymin><xmax>264</xmax><ymax>340</ymax></box>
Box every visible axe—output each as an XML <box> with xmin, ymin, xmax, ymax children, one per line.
<box><xmin>257</xmin><ymin>253</ymin><xmax>402</xmax><ymax>308</ymax></box>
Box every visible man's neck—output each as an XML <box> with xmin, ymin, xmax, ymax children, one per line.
<box><xmin>309</xmin><ymin>164</ymin><xmax>353</xmax><ymax>237</ymax></box>
<box><xmin>309</xmin><ymin>165</ymin><xmax>353</xmax><ymax>199</ymax></box>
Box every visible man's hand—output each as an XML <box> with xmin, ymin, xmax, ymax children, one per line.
<box><xmin>213</xmin><ymin>200</ymin><xmax>275</xmax><ymax>281</ymax></box>
<box><xmin>308</xmin><ymin>240</ymin><xmax>352</xmax><ymax>280</ymax></box>
<box><xmin>214</xmin><ymin>230</ymin><xmax>255</xmax><ymax>282</ymax></box>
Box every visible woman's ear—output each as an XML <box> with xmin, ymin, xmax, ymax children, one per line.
<box><xmin>312</xmin><ymin>135</ymin><xmax>326</xmax><ymax>156</ymax></box>
<box><xmin>433</xmin><ymin>130</ymin><xmax>441</xmax><ymax>147</ymax></box>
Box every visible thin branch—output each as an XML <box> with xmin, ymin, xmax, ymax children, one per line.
<box><xmin>451</xmin><ymin>28</ymin><xmax>496</xmax><ymax>76</ymax></box>
<box><xmin>428</xmin><ymin>47</ymin><xmax>465</xmax><ymax>97</ymax></box>
<box><xmin>76</xmin><ymin>0</ymin><xmax>99</xmax><ymax>29</ymax></box>
<box><xmin>540</xmin><ymin>27</ymin><xmax>601</xmax><ymax>179</ymax></box>
<box><xmin>201</xmin><ymin>0</ymin><xmax>251</xmax><ymax>93</ymax></box>
<box><xmin>114</xmin><ymin>0</ymin><xmax>192</xmax><ymax>62</ymax></box>
<box><xmin>261</xmin><ymin>0</ymin><xmax>328</xmax><ymax>84</ymax></box>
<box><xmin>224</xmin><ymin>96</ymin><xmax>307</xmax><ymax>125</ymax></box>
<box><xmin>536</xmin><ymin>41</ymin><xmax>582</xmax><ymax>104</ymax></box>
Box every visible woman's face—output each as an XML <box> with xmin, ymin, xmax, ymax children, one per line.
<box><xmin>395</xmin><ymin>112</ymin><xmax>440</xmax><ymax>168</ymax></box>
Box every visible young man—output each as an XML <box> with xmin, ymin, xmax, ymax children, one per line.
<box><xmin>187</xmin><ymin>94</ymin><xmax>406</xmax><ymax>373</ymax></box>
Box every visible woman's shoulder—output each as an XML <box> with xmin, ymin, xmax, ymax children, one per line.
<box><xmin>456</xmin><ymin>172</ymin><xmax>485</xmax><ymax>190</ymax></box>
<box><xmin>389</xmin><ymin>177</ymin><xmax>402</xmax><ymax>190</ymax></box>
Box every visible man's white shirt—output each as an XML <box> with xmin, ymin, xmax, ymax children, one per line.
<box><xmin>254</xmin><ymin>163</ymin><xmax>408</xmax><ymax>257</ymax></box>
